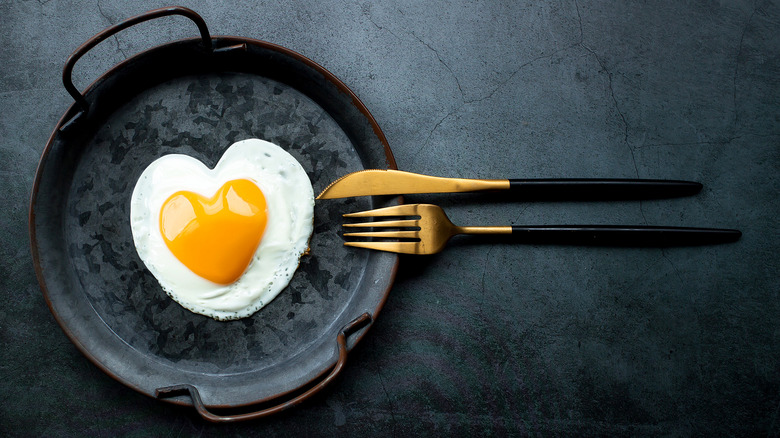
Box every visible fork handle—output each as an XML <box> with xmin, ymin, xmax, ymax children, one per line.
<box><xmin>508</xmin><ymin>179</ymin><xmax>702</xmax><ymax>199</ymax></box>
<box><xmin>506</xmin><ymin>225</ymin><xmax>741</xmax><ymax>246</ymax></box>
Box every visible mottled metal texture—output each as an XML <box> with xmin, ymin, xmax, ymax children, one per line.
<box><xmin>156</xmin><ymin>312</ymin><xmax>373</xmax><ymax>422</ymax></box>
<box><xmin>3</xmin><ymin>0</ymin><xmax>780</xmax><ymax>436</ymax></box>
<box><xmin>31</xmin><ymin>34</ymin><xmax>398</xmax><ymax>410</ymax></box>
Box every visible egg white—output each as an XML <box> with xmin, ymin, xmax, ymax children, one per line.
<box><xmin>130</xmin><ymin>138</ymin><xmax>314</xmax><ymax>320</ymax></box>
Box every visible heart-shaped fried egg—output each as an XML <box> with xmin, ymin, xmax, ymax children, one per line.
<box><xmin>130</xmin><ymin>138</ymin><xmax>314</xmax><ymax>320</ymax></box>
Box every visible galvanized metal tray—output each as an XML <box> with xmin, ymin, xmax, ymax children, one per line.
<box><xmin>29</xmin><ymin>7</ymin><xmax>398</xmax><ymax>421</ymax></box>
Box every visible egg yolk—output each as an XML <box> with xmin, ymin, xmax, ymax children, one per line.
<box><xmin>159</xmin><ymin>179</ymin><xmax>268</xmax><ymax>284</ymax></box>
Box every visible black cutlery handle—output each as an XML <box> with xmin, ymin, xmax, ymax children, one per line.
<box><xmin>510</xmin><ymin>225</ymin><xmax>741</xmax><ymax>246</ymax></box>
<box><xmin>508</xmin><ymin>179</ymin><xmax>703</xmax><ymax>200</ymax></box>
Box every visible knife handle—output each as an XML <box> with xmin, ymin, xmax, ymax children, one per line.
<box><xmin>508</xmin><ymin>179</ymin><xmax>703</xmax><ymax>200</ymax></box>
<box><xmin>509</xmin><ymin>225</ymin><xmax>741</xmax><ymax>246</ymax></box>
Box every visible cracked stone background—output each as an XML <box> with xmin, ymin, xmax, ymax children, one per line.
<box><xmin>1</xmin><ymin>0</ymin><xmax>779</xmax><ymax>436</ymax></box>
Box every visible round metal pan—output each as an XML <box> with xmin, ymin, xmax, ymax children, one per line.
<box><xmin>29</xmin><ymin>7</ymin><xmax>398</xmax><ymax>421</ymax></box>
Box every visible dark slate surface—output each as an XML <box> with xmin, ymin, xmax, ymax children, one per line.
<box><xmin>2</xmin><ymin>1</ymin><xmax>778</xmax><ymax>436</ymax></box>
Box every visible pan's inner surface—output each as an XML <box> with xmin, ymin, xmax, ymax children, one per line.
<box><xmin>33</xmin><ymin>38</ymin><xmax>397</xmax><ymax>407</ymax></box>
<box><xmin>64</xmin><ymin>72</ymin><xmax>371</xmax><ymax>374</ymax></box>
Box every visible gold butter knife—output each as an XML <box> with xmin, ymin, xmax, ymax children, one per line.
<box><xmin>316</xmin><ymin>169</ymin><xmax>703</xmax><ymax>200</ymax></box>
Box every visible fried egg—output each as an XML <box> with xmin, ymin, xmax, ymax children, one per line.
<box><xmin>130</xmin><ymin>138</ymin><xmax>314</xmax><ymax>320</ymax></box>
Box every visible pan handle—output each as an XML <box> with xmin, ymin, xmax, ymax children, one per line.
<box><xmin>62</xmin><ymin>6</ymin><xmax>212</xmax><ymax>113</ymax></box>
<box><xmin>155</xmin><ymin>312</ymin><xmax>373</xmax><ymax>422</ymax></box>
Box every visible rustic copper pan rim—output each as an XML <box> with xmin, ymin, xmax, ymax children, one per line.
<box><xmin>29</xmin><ymin>32</ymin><xmax>399</xmax><ymax>411</ymax></box>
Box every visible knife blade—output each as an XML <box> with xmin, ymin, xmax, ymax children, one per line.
<box><xmin>316</xmin><ymin>169</ymin><xmax>703</xmax><ymax>200</ymax></box>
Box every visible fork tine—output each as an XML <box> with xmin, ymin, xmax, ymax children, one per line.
<box><xmin>343</xmin><ymin>241</ymin><xmax>420</xmax><ymax>254</ymax></box>
<box><xmin>343</xmin><ymin>230</ymin><xmax>420</xmax><ymax>239</ymax></box>
<box><xmin>343</xmin><ymin>204</ymin><xmax>419</xmax><ymax>218</ymax></box>
<box><xmin>343</xmin><ymin>219</ymin><xmax>419</xmax><ymax>228</ymax></box>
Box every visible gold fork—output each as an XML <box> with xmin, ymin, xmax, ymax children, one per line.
<box><xmin>342</xmin><ymin>204</ymin><xmax>742</xmax><ymax>255</ymax></box>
